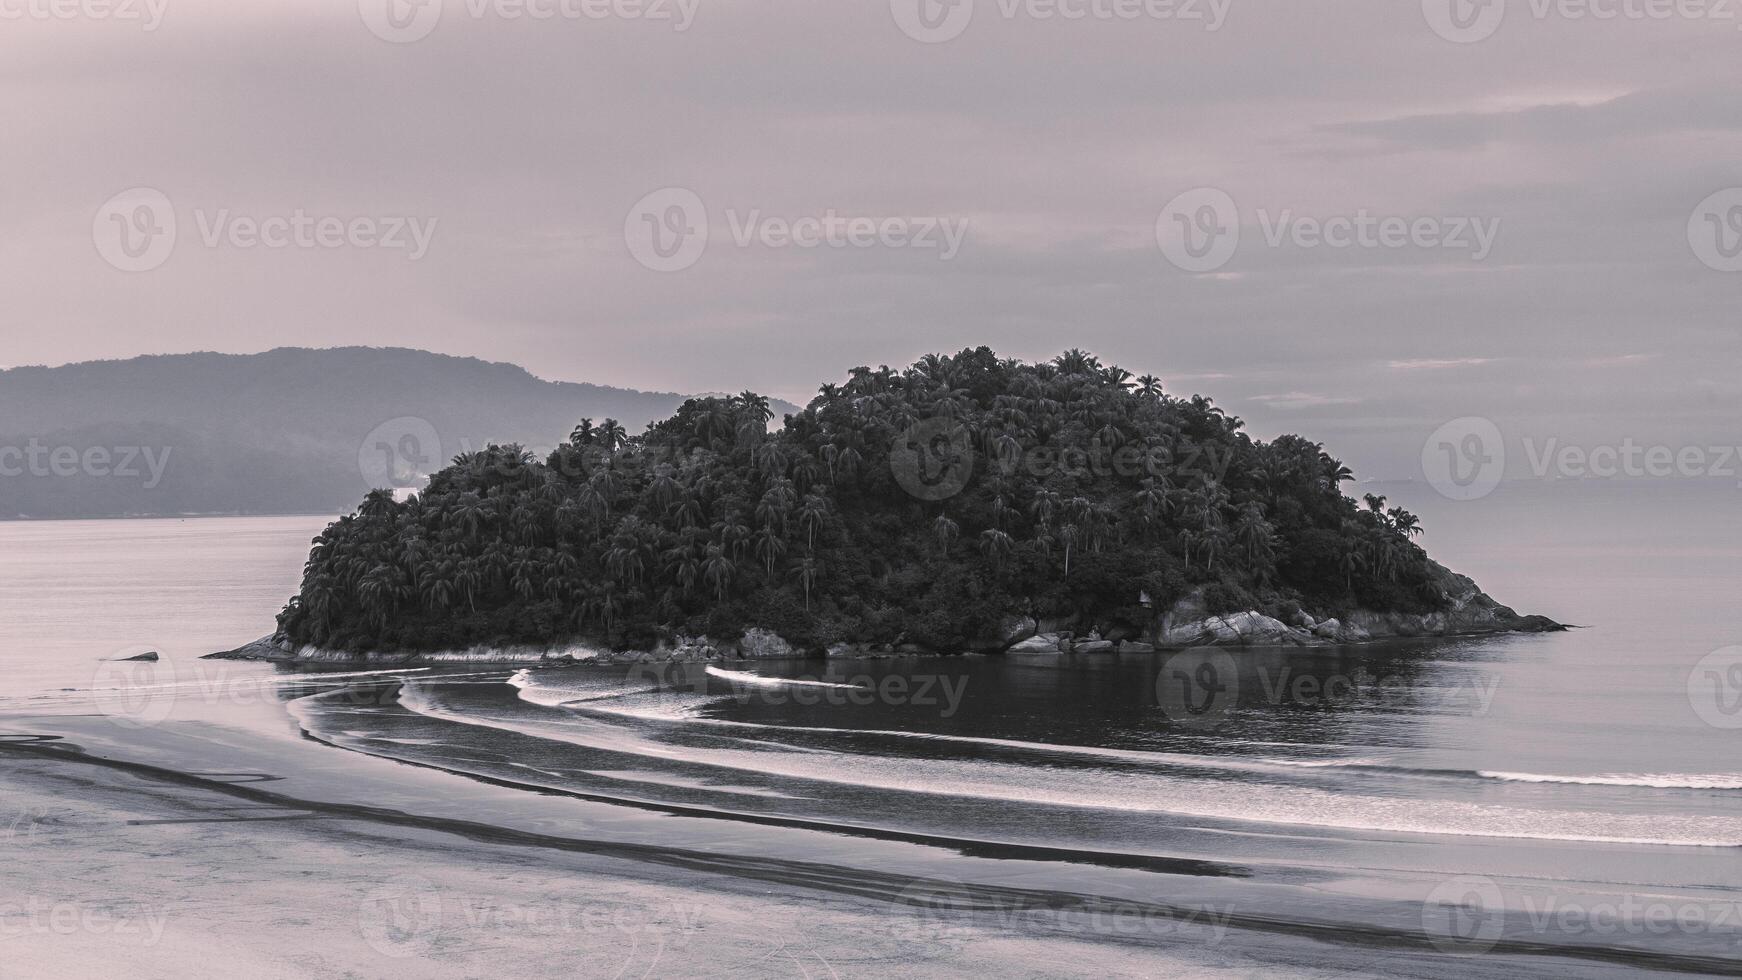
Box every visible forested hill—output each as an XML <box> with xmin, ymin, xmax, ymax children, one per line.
<box><xmin>278</xmin><ymin>347</ymin><xmax>1449</xmax><ymax>654</ymax></box>
<box><xmin>0</xmin><ymin>347</ymin><xmax>796</xmax><ymax>519</ymax></box>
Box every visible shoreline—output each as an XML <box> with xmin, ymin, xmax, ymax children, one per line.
<box><xmin>0</xmin><ymin>716</ymin><xmax>1722</xmax><ymax>979</ymax></box>
<box><xmin>207</xmin><ymin>611</ymin><xmax>1566</xmax><ymax>666</ymax></box>
<box><xmin>238</xmin><ymin>557</ymin><xmax>1562</xmax><ymax>666</ymax></box>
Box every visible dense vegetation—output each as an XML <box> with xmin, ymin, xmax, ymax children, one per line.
<box><xmin>277</xmin><ymin>348</ymin><xmax>1446</xmax><ymax>653</ymax></box>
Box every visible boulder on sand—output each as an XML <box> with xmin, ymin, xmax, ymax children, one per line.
<box><xmin>1006</xmin><ymin>633</ymin><xmax>1065</xmax><ymax>653</ymax></box>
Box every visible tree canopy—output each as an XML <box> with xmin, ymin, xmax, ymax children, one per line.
<box><xmin>277</xmin><ymin>348</ymin><xmax>1444</xmax><ymax>653</ymax></box>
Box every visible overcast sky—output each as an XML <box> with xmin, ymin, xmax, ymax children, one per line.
<box><xmin>6</xmin><ymin>0</ymin><xmax>1739</xmax><ymax>479</ymax></box>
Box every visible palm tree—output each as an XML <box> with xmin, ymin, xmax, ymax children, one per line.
<box><xmin>447</xmin><ymin>492</ymin><xmax>488</xmax><ymax>541</ymax></box>
<box><xmin>360</xmin><ymin>488</ymin><xmax>397</xmax><ymax>520</ymax></box>
<box><xmin>1339</xmin><ymin>548</ymin><xmax>1367</xmax><ymax>593</ymax></box>
<box><xmin>978</xmin><ymin>528</ymin><xmax>1014</xmax><ymax>571</ymax></box>
<box><xmin>1029</xmin><ymin>489</ymin><xmax>1060</xmax><ymax>529</ymax></box>
<box><xmin>702</xmin><ymin>545</ymin><xmax>735</xmax><ymax>601</ymax></box>
<box><xmin>1057</xmin><ymin>523</ymin><xmax>1079</xmax><ymax>577</ymax></box>
<box><xmin>570</xmin><ymin>419</ymin><xmax>595</xmax><ymax>447</ymax></box>
<box><xmin>597</xmin><ymin>419</ymin><xmax>628</xmax><ymax>452</ymax></box>
<box><xmin>792</xmin><ymin>556</ymin><xmax>820</xmax><ymax>611</ymax></box>
<box><xmin>1233</xmin><ymin>503</ymin><xmax>1277</xmax><ymax>580</ymax></box>
<box><xmin>931</xmin><ymin>515</ymin><xmax>959</xmax><ymax>553</ymax></box>
<box><xmin>798</xmin><ymin>494</ymin><xmax>829</xmax><ymax>551</ymax></box>
<box><xmin>754</xmin><ymin>526</ymin><xmax>787</xmax><ymax>577</ymax></box>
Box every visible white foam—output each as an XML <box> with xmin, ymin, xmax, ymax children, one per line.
<box><xmin>1480</xmin><ymin>771</ymin><xmax>1742</xmax><ymax>790</ymax></box>
<box><xmin>703</xmin><ymin>666</ymin><xmax>867</xmax><ymax>692</ymax></box>
<box><xmin>569</xmin><ymin>700</ymin><xmax>1366</xmax><ymax>776</ymax></box>
<box><xmin>374</xmin><ymin>681</ymin><xmax>1742</xmax><ymax>849</ymax></box>
<box><xmin>507</xmin><ymin>669</ymin><xmax>658</xmax><ymax>708</ymax></box>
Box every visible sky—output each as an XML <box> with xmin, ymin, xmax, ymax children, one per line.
<box><xmin>5</xmin><ymin>0</ymin><xmax>1739</xmax><ymax>480</ymax></box>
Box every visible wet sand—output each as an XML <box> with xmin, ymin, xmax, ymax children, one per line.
<box><xmin>0</xmin><ymin>728</ymin><xmax>1342</xmax><ymax>980</ymax></box>
<box><xmin>4</xmin><ymin>717</ymin><xmax>1724</xmax><ymax>979</ymax></box>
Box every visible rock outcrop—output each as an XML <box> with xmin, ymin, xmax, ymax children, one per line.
<box><xmin>734</xmin><ymin>628</ymin><xmax>800</xmax><ymax>660</ymax></box>
<box><xmin>1144</xmin><ymin>561</ymin><xmax>1562</xmax><ymax>650</ymax></box>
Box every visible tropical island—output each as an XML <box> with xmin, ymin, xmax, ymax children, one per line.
<box><xmin>255</xmin><ymin>348</ymin><xmax>1558</xmax><ymax>663</ymax></box>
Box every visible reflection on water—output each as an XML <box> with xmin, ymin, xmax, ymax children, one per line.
<box><xmin>3</xmin><ymin>490</ymin><xmax>1742</xmax><ymax>975</ymax></box>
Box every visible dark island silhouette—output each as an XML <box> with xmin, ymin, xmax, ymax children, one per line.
<box><xmin>245</xmin><ymin>348</ymin><xmax>1558</xmax><ymax>663</ymax></box>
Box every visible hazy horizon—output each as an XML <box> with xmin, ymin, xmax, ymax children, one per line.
<box><xmin>8</xmin><ymin>1</ymin><xmax>1740</xmax><ymax>483</ymax></box>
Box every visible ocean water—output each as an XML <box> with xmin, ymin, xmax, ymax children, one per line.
<box><xmin>2</xmin><ymin>484</ymin><xmax>1740</xmax><ymax>976</ymax></box>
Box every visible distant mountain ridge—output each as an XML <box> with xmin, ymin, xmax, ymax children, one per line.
<box><xmin>0</xmin><ymin>347</ymin><xmax>799</xmax><ymax>519</ymax></box>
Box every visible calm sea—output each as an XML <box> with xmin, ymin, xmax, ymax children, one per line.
<box><xmin>2</xmin><ymin>481</ymin><xmax>1739</xmax><ymax>976</ymax></box>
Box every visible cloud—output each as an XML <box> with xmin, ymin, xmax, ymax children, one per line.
<box><xmin>0</xmin><ymin>1</ymin><xmax>1735</xmax><ymax>481</ymax></box>
<box><xmin>1318</xmin><ymin>85</ymin><xmax>1742</xmax><ymax>152</ymax></box>
<box><xmin>1386</xmin><ymin>358</ymin><xmax>1496</xmax><ymax>371</ymax></box>
<box><xmin>1247</xmin><ymin>392</ymin><xmax>1365</xmax><ymax>411</ymax></box>
<box><xmin>1580</xmin><ymin>353</ymin><xmax>1660</xmax><ymax>368</ymax></box>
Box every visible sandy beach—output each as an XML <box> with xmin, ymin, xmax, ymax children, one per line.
<box><xmin>4</xmin><ymin>516</ymin><xmax>1739</xmax><ymax>979</ymax></box>
<box><xmin>0</xmin><ymin>724</ymin><xmax>1326</xmax><ymax>980</ymax></box>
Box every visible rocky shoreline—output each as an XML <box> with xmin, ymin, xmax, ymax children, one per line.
<box><xmin>209</xmin><ymin>563</ymin><xmax>1561</xmax><ymax>666</ymax></box>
